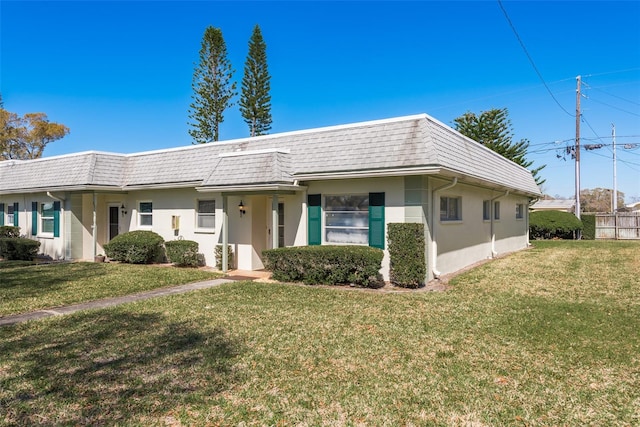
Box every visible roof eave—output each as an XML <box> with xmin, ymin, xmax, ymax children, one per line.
<box><xmin>196</xmin><ymin>183</ymin><xmax>305</xmax><ymax>193</ymax></box>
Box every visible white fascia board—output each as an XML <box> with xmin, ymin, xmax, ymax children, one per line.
<box><xmin>196</xmin><ymin>184</ymin><xmax>305</xmax><ymax>193</ymax></box>
<box><xmin>292</xmin><ymin>166</ymin><xmax>442</xmax><ymax>181</ymax></box>
<box><xmin>121</xmin><ymin>181</ymin><xmax>203</xmax><ymax>191</ymax></box>
<box><xmin>0</xmin><ymin>185</ymin><xmax>123</xmax><ymax>195</ymax></box>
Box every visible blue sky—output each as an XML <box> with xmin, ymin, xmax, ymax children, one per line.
<box><xmin>2</xmin><ymin>1</ymin><xmax>639</xmax><ymax>202</ymax></box>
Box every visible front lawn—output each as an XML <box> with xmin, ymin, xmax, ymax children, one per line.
<box><xmin>0</xmin><ymin>241</ymin><xmax>638</xmax><ymax>425</ymax></box>
<box><xmin>0</xmin><ymin>262</ymin><xmax>221</xmax><ymax>316</ymax></box>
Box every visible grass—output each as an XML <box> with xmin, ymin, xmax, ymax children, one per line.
<box><xmin>1</xmin><ymin>240</ymin><xmax>639</xmax><ymax>425</ymax></box>
<box><xmin>0</xmin><ymin>262</ymin><xmax>222</xmax><ymax>316</ymax></box>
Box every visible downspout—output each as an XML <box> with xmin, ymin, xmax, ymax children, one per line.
<box><xmin>490</xmin><ymin>191</ymin><xmax>509</xmax><ymax>258</ymax></box>
<box><xmin>222</xmin><ymin>195</ymin><xmax>228</xmax><ymax>273</ymax></box>
<box><xmin>92</xmin><ymin>192</ymin><xmax>97</xmax><ymax>259</ymax></box>
<box><xmin>431</xmin><ymin>177</ymin><xmax>458</xmax><ymax>278</ymax></box>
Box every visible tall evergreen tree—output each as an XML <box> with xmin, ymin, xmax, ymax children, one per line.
<box><xmin>454</xmin><ymin>108</ymin><xmax>546</xmax><ymax>186</ymax></box>
<box><xmin>188</xmin><ymin>26</ymin><xmax>236</xmax><ymax>143</ymax></box>
<box><xmin>239</xmin><ymin>25</ymin><xmax>272</xmax><ymax>137</ymax></box>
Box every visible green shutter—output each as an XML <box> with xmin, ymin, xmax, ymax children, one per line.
<box><xmin>0</xmin><ymin>203</ymin><xmax>4</xmax><ymax>226</ymax></box>
<box><xmin>32</xmin><ymin>202</ymin><xmax>38</xmax><ymax>235</ymax></box>
<box><xmin>13</xmin><ymin>203</ymin><xmax>19</xmax><ymax>226</ymax></box>
<box><xmin>307</xmin><ymin>194</ymin><xmax>321</xmax><ymax>246</ymax></box>
<box><xmin>368</xmin><ymin>192</ymin><xmax>385</xmax><ymax>249</ymax></box>
<box><xmin>53</xmin><ymin>201</ymin><xmax>61</xmax><ymax>238</ymax></box>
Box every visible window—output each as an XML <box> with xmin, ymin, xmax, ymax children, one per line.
<box><xmin>7</xmin><ymin>204</ymin><xmax>15</xmax><ymax>226</ymax></box>
<box><xmin>196</xmin><ymin>200</ymin><xmax>215</xmax><ymax>230</ymax></box>
<box><xmin>516</xmin><ymin>203</ymin><xmax>525</xmax><ymax>219</ymax></box>
<box><xmin>325</xmin><ymin>195</ymin><xmax>369</xmax><ymax>244</ymax></box>
<box><xmin>494</xmin><ymin>201</ymin><xmax>501</xmax><ymax>220</ymax></box>
<box><xmin>41</xmin><ymin>202</ymin><xmax>55</xmax><ymax>234</ymax></box>
<box><xmin>139</xmin><ymin>202</ymin><xmax>153</xmax><ymax>227</ymax></box>
<box><xmin>483</xmin><ymin>200</ymin><xmax>490</xmax><ymax>221</ymax></box>
<box><xmin>440</xmin><ymin>196</ymin><xmax>461</xmax><ymax>221</ymax></box>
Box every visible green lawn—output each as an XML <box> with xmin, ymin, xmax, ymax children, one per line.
<box><xmin>0</xmin><ymin>262</ymin><xmax>221</xmax><ymax>316</ymax></box>
<box><xmin>1</xmin><ymin>241</ymin><xmax>638</xmax><ymax>425</ymax></box>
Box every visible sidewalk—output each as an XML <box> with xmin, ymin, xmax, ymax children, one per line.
<box><xmin>0</xmin><ymin>277</ymin><xmax>238</xmax><ymax>327</ymax></box>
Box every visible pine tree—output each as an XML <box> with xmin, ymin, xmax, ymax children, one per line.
<box><xmin>188</xmin><ymin>26</ymin><xmax>237</xmax><ymax>143</ymax></box>
<box><xmin>239</xmin><ymin>25</ymin><xmax>272</xmax><ymax>137</ymax></box>
<box><xmin>454</xmin><ymin>108</ymin><xmax>545</xmax><ymax>186</ymax></box>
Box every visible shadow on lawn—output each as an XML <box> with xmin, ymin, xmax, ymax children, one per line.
<box><xmin>0</xmin><ymin>262</ymin><xmax>107</xmax><ymax>294</ymax></box>
<box><xmin>0</xmin><ymin>311</ymin><xmax>243</xmax><ymax>425</ymax></box>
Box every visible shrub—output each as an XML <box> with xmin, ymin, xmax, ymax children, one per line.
<box><xmin>103</xmin><ymin>230</ymin><xmax>165</xmax><ymax>264</ymax></box>
<box><xmin>0</xmin><ymin>226</ymin><xmax>20</xmax><ymax>238</ymax></box>
<box><xmin>215</xmin><ymin>244</ymin><xmax>235</xmax><ymax>270</ymax></box>
<box><xmin>529</xmin><ymin>210</ymin><xmax>583</xmax><ymax>240</ymax></box>
<box><xmin>165</xmin><ymin>240</ymin><xmax>201</xmax><ymax>267</ymax></box>
<box><xmin>388</xmin><ymin>223</ymin><xmax>426</xmax><ymax>288</ymax></box>
<box><xmin>581</xmin><ymin>214</ymin><xmax>595</xmax><ymax>240</ymax></box>
<box><xmin>0</xmin><ymin>237</ymin><xmax>40</xmax><ymax>261</ymax></box>
<box><xmin>262</xmin><ymin>245</ymin><xmax>384</xmax><ymax>288</ymax></box>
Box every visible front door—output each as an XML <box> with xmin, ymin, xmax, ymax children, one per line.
<box><xmin>108</xmin><ymin>205</ymin><xmax>119</xmax><ymax>241</ymax></box>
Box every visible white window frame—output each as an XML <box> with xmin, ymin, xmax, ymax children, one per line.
<box><xmin>40</xmin><ymin>202</ymin><xmax>55</xmax><ymax>236</ymax></box>
<box><xmin>7</xmin><ymin>204</ymin><xmax>15</xmax><ymax>226</ymax></box>
<box><xmin>324</xmin><ymin>194</ymin><xmax>369</xmax><ymax>245</ymax></box>
<box><xmin>196</xmin><ymin>199</ymin><xmax>216</xmax><ymax>232</ymax></box>
<box><xmin>516</xmin><ymin>203</ymin><xmax>525</xmax><ymax>220</ymax></box>
<box><xmin>138</xmin><ymin>201</ymin><xmax>153</xmax><ymax>228</ymax></box>
<box><xmin>494</xmin><ymin>201</ymin><xmax>501</xmax><ymax>220</ymax></box>
<box><xmin>440</xmin><ymin>196</ymin><xmax>462</xmax><ymax>222</ymax></box>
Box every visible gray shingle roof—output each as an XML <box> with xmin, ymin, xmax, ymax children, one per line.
<box><xmin>0</xmin><ymin>114</ymin><xmax>542</xmax><ymax>196</ymax></box>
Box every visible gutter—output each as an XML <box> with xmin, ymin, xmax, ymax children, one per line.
<box><xmin>490</xmin><ymin>191</ymin><xmax>509</xmax><ymax>257</ymax></box>
<box><xmin>431</xmin><ymin>177</ymin><xmax>458</xmax><ymax>278</ymax></box>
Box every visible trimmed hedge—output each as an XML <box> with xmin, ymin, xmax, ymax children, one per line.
<box><xmin>0</xmin><ymin>226</ymin><xmax>20</xmax><ymax>238</ymax></box>
<box><xmin>529</xmin><ymin>210</ymin><xmax>583</xmax><ymax>240</ymax></box>
<box><xmin>165</xmin><ymin>240</ymin><xmax>201</xmax><ymax>267</ymax></box>
<box><xmin>0</xmin><ymin>237</ymin><xmax>40</xmax><ymax>261</ymax></box>
<box><xmin>581</xmin><ymin>214</ymin><xmax>595</xmax><ymax>240</ymax></box>
<box><xmin>388</xmin><ymin>223</ymin><xmax>426</xmax><ymax>288</ymax></box>
<box><xmin>103</xmin><ymin>230</ymin><xmax>165</xmax><ymax>264</ymax></box>
<box><xmin>263</xmin><ymin>245</ymin><xmax>384</xmax><ymax>288</ymax></box>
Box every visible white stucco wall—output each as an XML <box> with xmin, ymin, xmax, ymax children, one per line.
<box><xmin>304</xmin><ymin>176</ymin><xmax>406</xmax><ymax>280</ymax></box>
<box><xmin>432</xmin><ymin>179</ymin><xmax>531</xmax><ymax>277</ymax></box>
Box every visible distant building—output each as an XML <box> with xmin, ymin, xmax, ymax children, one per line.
<box><xmin>530</xmin><ymin>199</ymin><xmax>576</xmax><ymax>213</ymax></box>
<box><xmin>626</xmin><ymin>202</ymin><xmax>640</xmax><ymax>213</ymax></box>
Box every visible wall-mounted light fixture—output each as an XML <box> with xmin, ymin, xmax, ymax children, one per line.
<box><xmin>238</xmin><ymin>200</ymin><xmax>246</xmax><ymax>217</ymax></box>
<box><xmin>121</xmin><ymin>204</ymin><xmax>128</xmax><ymax>217</ymax></box>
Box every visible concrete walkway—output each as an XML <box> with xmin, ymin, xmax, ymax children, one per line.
<box><xmin>0</xmin><ymin>278</ymin><xmax>237</xmax><ymax>327</ymax></box>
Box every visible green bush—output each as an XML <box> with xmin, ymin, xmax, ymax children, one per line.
<box><xmin>103</xmin><ymin>230</ymin><xmax>165</xmax><ymax>264</ymax></box>
<box><xmin>529</xmin><ymin>211</ymin><xmax>583</xmax><ymax>240</ymax></box>
<box><xmin>215</xmin><ymin>244</ymin><xmax>235</xmax><ymax>270</ymax></box>
<box><xmin>165</xmin><ymin>240</ymin><xmax>201</xmax><ymax>267</ymax></box>
<box><xmin>0</xmin><ymin>226</ymin><xmax>20</xmax><ymax>238</ymax></box>
<box><xmin>0</xmin><ymin>237</ymin><xmax>40</xmax><ymax>261</ymax></box>
<box><xmin>388</xmin><ymin>223</ymin><xmax>426</xmax><ymax>288</ymax></box>
<box><xmin>581</xmin><ymin>214</ymin><xmax>595</xmax><ymax>240</ymax></box>
<box><xmin>262</xmin><ymin>245</ymin><xmax>384</xmax><ymax>288</ymax></box>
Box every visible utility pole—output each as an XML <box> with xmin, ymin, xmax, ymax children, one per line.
<box><xmin>612</xmin><ymin>123</ymin><xmax>617</xmax><ymax>212</ymax></box>
<box><xmin>575</xmin><ymin>75</ymin><xmax>581</xmax><ymax>220</ymax></box>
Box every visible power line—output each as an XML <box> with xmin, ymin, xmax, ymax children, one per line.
<box><xmin>496</xmin><ymin>0</ymin><xmax>574</xmax><ymax>117</ymax></box>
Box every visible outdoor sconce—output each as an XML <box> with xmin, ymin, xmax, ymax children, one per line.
<box><xmin>238</xmin><ymin>200</ymin><xmax>246</xmax><ymax>217</ymax></box>
<box><xmin>121</xmin><ymin>204</ymin><xmax>127</xmax><ymax>217</ymax></box>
